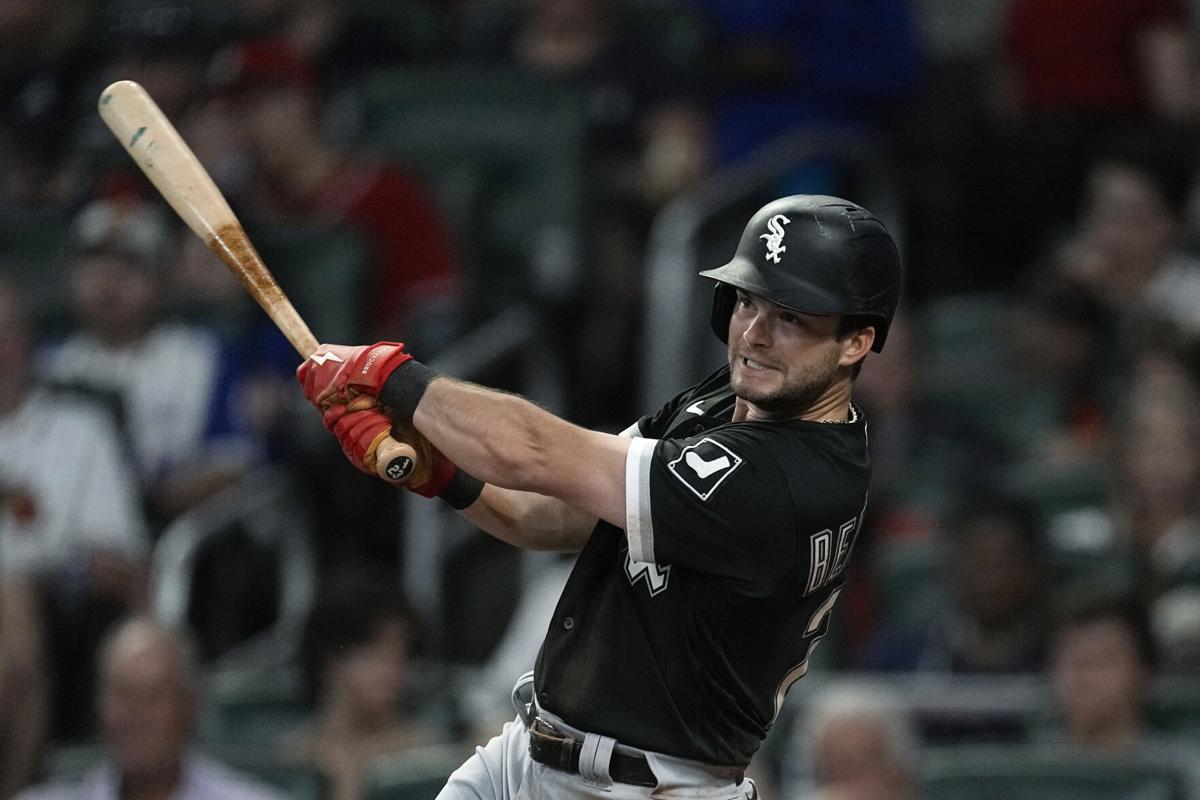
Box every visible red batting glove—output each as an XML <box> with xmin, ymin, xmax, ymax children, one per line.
<box><xmin>322</xmin><ymin>403</ymin><xmax>393</xmax><ymax>475</ymax></box>
<box><xmin>296</xmin><ymin>342</ymin><xmax>413</xmax><ymax>409</ymax></box>
<box><xmin>323</xmin><ymin>404</ymin><xmax>463</xmax><ymax>496</ymax></box>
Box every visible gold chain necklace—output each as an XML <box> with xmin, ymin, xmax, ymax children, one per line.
<box><xmin>817</xmin><ymin>404</ymin><xmax>859</xmax><ymax>424</ymax></box>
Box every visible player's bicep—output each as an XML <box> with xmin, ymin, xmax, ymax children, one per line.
<box><xmin>529</xmin><ymin>426</ymin><xmax>631</xmax><ymax>533</ymax></box>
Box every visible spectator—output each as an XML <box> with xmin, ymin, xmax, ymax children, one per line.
<box><xmin>693</xmin><ymin>0</ymin><xmax>923</xmax><ymax>189</ymax></box>
<box><xmin>1150</xmin><ymin>585</ymin><xmax>1200</xmax><ymax>673</ymax></box>
<box><xmin>0</xmin><ymin>0</ymin><xmax>93</xmax><ymax>214</ymax></box>
<box><xmin>215</xmin><ymin>39</ymin><xmax>463</xmax><ymax>349</ymax></box>
<box><xmin>1049</xmin><ymin>588</ymin><xmax>1156</xmax><ymax>750</ymax></box>
<box><xmin>0</xmin><ymin>577</ymin><xmax>48</xmax><ymax>798</ymax></box>
<box><xmin>1001</xmin><ymin>276</ymin><xmax>1114</xmax><ymax>471</ymax></box>
<box><xmin>863</xmin><ymin>495</ymin><xmax>1049</xmax><ymax>675</ymax></box>
<box><xmin>15</xmin><ymin>616</ymin><xmax>289</xmax><ymax>800</ymax></box>
<box><xmin>852</xmin><ymin>311</ymin><xmax>1006</xmax><ymax>538</ymax></box>
<box><xmin>0</xmin><ymin>276</ymin><xmax>148</xmax><ymax>740</ymax></box>
<box><xmin>1047</xmin><ymin>587</ymin><xmax>1200</xmax><ymax>794</ymax></box>
<box><xmin>782</xmin><ymin>682</ymin><xmax>920</xmax><ymax>800</ymax></box>
<box><xmin>995</xmin><ymin>0</ymin><xmax>1199</xmax><ymax>125</ymax></box>
<box><xmin>970</xmin><ymin>0</ymin><xmax>1199</xmax><ymax>281</ymax></box>
<box><xmin>1113</xmin><ymin>353</ymin><xmax>1200</xmax><ymax>592</ymax></box>
<box><xmin>226</xmin><ymin>0</ymin><xmax>432</xmax><ymax>87</ymax></box>
<box><xmin>287</xmin><ymin>575</ymin><xmax>440</xmax><ymax>800</ymax></box>
<box><xmin>460</xmin><ymin>0</ymin><xmax>709</xmax><ymax>206</ymax></box>
<box><xmin>93</xmin><ymin>0</ymin><xmax>221</xmax><ymax>120</ymax></box>
<box><xmin>39</xmin><ymin>196</ymin><xmax>263</xmax><ymax>527</ymax></box>
<box><xmin>1054</xmin><ymin>135</ymin><xmax>1200</xmax><ymax>349</ymax></box>
<box><xmin>457</xmin><ymin>0</ymin><xmax>710</xmax><ymax>427</ymax></box>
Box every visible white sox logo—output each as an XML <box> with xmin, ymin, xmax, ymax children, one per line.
<box><xmin>667</xmin><ymin>438</ymin><xmax>743</xmax><ymax>501</ymax></box>
<box><xmin>759</xmin><ymin>214</ymin><xmax>790</xmax><ymax>263</ymax></box>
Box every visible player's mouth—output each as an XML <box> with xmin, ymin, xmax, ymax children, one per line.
<box><xmin>739</xmin><ymin>356</ymin><xmax>777</xmax><ymax>372</ymax></box>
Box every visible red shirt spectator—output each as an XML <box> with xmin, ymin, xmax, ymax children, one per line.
<box><xmin>1002</xmin><ymin>0</ymin><xmax>1196</xmax><ymax>119</ymax></box>
<box><xmin>216</xmin><ymin>39</ymin><xmax>463</xmax><ymax>342</ymax></box>
<box><xmin>260</xmin><ymin>156</ymin><xmax>461</xmax><ymax>340</ymax></box>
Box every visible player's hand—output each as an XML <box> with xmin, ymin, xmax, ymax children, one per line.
<box><xmin>387</xmin><ymin>419</ymin><xmax>462</xmax><ymax>498</ymax></box>
<box><xmin>296</xmin><ymin>342</ymin><xmax>413</xmax><ymax>409</ymax></box>
<box><xmin>324</xmin><ymin>397</ymin><xmax>461</xmax><ymax>496</ymax></box>
<box><xmin>322</xmin><ymin>398</ymin><xmax>394</xmax><ymax>476</ymax></box>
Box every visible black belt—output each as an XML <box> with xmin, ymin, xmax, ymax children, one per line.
<box><xmin>528</xmin><ymin>718</ymin><xmax>658</xmax><ymax>788</ymax></box>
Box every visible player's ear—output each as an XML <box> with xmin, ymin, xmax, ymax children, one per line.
<box><xmin>838</xmin><ymin>325</ymin><xmax>875</xmax><ymax>367</ymax></box>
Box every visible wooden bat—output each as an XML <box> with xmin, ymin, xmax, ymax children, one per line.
<box><xmin>98</xmin><ymin>80</ymin><xmax>423</xmax><ymax>486</ymax></box>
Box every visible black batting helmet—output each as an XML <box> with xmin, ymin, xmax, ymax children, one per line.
<box><xmin>699</xmin><ymin>195</ymin><xmax>902</xmax><ymax>352</ymax></box>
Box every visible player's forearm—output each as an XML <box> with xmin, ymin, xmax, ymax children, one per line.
<box><xmin>407</xmin><ymin>376</ymin><xmax>586</xmax><ymax>495</ymax></box>
<box><xmin>460</xmin><ymin>485</ymin><xmax>595</xmax><ymax>552</ymax></box>
<box><xmin>379</xmin><ymin>363</ymin><xmax>630</xmax><ymax>528</ymax></box>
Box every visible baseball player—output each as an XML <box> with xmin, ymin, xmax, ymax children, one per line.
<box><xmin>296</xmin><ymin>195</ymin><xmax>902</xmax><ymax>798</ymax></box>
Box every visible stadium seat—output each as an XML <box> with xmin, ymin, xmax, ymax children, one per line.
<box><xmin>198</xmin><ymin>664</ymin><xmax>310</xmax><ymax>748</ymax></box>
<box><xmin>915</xmin><ymin>292</ymin><xmax>1017</xmax><ymax>442</ymax></box>
<box><xmin>200</xmin><ymin>745</ymin><xmax>326</xmax><ymax>800</ymax></box>
<box><xmin>871</xmin><ymin>537</ymin><xmax>951</xmax><ymax>634</ymax></box>
<box><xmin>921</xmin><ymin>745</ymin><xmax>1187</xmax><ymax>800</ymax></box>
<box><xmin>1151</xmin><ymin>677</ymin><xmax>1200</xmax><ymax>744</ymax></box>
<box><xmin>40</xmin><ymin>741</ymin><xmax>324</xmax><ymax>800</ymax></box>
<box><xmin>0</xmin><ymin>209</ymin><xmax>75</xmax><ymax>333</ymax></box>
<box><xmin>363</xmin><ymin>745</ymin><xmax>472</xmax><ymax>800</ymax></box>
<box><xmin>40</xmin><ymin>741</ymin><xmax>107</xmax><ymax>779</ymax></box>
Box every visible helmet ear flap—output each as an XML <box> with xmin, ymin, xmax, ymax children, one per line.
<box><xmin>710</xmin><ymin>282</ymin><xmax>736</xmax><ymax>344</ymax></box>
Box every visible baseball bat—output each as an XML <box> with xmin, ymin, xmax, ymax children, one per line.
<box><xmin>98</xmin><ymin>80</ymin><xmax>422</xmax><ymax>486</ymax></box>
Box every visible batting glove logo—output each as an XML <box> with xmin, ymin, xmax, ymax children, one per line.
<box><xmin>310</xmin><ymin>351</ymin><xmax>344</xmax><ymax>366</ymax></box>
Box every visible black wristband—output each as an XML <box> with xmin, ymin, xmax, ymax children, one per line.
<box><xmin>439</xmin><ymin>470</ymin><xmax>485</xmax><ymax>510</ymax></box>
<box><xmin>380</xmin><ymin>360</ymin><xmax>438</xmax><ymax>424</ymax></box>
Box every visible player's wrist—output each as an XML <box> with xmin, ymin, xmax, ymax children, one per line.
<box><xmin>345</xmin><ymin>342</ymin><xmax>413</xmax><ymax>396</ymax></box>
<box><xmin>437</xmin><ymin>470</ymin><xmax>484</xmax><ymax>510</ymax></box>
<box><xmin>379</xmin><ymin>360</ymin><xmax>438</xmax><ymax>424</ymax></box>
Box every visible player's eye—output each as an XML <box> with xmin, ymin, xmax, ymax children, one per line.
<box><xmin>735</xmin><ymin>292</ymin><xmax>752</xmax><ymax>308</ymax></box>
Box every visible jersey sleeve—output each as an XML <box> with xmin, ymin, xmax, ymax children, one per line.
<box><xmin>623</xmin><ymin>429</ymin><xmax>797</xmax><ymax>596</ymax></box>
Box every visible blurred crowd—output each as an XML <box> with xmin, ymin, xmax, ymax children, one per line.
<box><xmin>3</xmin><ymin>0</ymin><xmax>1200</xmax><ymax>798</ymax></box>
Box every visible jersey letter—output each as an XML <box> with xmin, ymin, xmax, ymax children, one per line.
<box><xmin>806</xmin><ymin>530</ymin><xmax>833</xmax><ymax>595</ymax></box>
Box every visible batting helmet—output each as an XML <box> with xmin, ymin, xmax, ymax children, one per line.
<box><xmin>699</xmin><ymin>195</ymin><xmax>902</xmax><ymax>352</ymax></box>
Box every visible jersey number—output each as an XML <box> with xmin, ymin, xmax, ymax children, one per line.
<box><xmin>770</xmin><ymin>587</ymin><xmax>841</xmax><ymax>725</ymax></box>
<box><xmin>625</xmin><ymin>553</ymin><xmax>671</xmax><ymax>596</ymax></box>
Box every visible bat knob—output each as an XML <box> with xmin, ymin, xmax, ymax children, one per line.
<box><xmin>376</xmin><ymin>437</ymin><xmax>424</xmax><ymax>486</ymax></box>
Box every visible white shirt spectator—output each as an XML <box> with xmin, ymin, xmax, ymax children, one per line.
<box><xmin>15</xmin><ymin>752</ymin><xmax>290</xmax><ymax>800</ymax></box>
<box><xmin>0</xmin><ymin>389</ymin><xmax>146</xmax><ymax>578</ymax></box>
<box><xmin>41</xmin><ymin>323</ymin><xmax>257</xmax><ymax>483</ymax></box>
<box><xmin>1145</xmin><ymin>252</ymin><xmax>1200</xmax><ymax>339</ymax></box>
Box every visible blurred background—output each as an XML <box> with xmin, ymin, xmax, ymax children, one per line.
<box><xmin>2</xmin><ymin>0</ymin><xmax>1200</xmax><ymax>798</ymax></box>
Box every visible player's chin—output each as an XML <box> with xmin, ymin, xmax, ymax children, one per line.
<box><xmin>730</xmin><ymin>368</ymin><xmax>781</xmax><ymax>401</ymax></box>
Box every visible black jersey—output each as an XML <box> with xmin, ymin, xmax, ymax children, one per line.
<box><xmin>533</xmin><ymin>365</ymin><xmax>871</xmax><ymax>767</ymax></box>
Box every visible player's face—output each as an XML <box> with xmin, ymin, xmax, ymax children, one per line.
<box><xmin>726</xmin><ymin>289</ymin><xmax>846</xmax><ymax>415</ymax></box>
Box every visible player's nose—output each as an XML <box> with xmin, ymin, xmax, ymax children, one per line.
<box><xmin>741</xmin><ymin>312</ymin><xmax>773</xmax><ymax>348</ymax></box>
